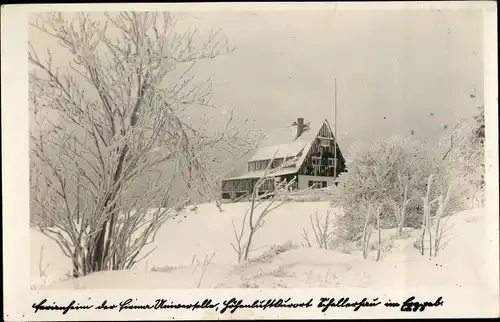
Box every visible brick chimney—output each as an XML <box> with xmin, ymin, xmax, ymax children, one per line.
<box><xmin>296</xmin><ymin>117</ymin><xmax>304</xmax><ymax>139</ymax></box>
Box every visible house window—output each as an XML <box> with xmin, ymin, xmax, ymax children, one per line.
<box><xmin>259</xmin><ymin>178</ymin><xmax>272</xmax><ymax>192</ymax></box>
<box><xmin>272</xmin><ymin>158</ymin><xmax>283</xmax><ymax>168</ymax></box>
<box><xmin>266</xmin><ymin>179</ymin><xmax>273</xmax><ymax>191</ymax></box>
<box><xmin>261</xmin><ymin>160</ymin><xmax>270</xmax><ymax>170</ymax></box>
<box><xmin>255</xmin><ymin>161</ymin><xmax>261</xmax><ymax>171</ymax></box>
<box><xmin>232</xmin><ymin>180</ymin><xmax>246</xmax><ymax>192</ymax></box>
<box><xmin>308</xmin><ymin>180</ymin><xmax>325</xmax><ymax>189</ymax></box>
<box><xmin>249</xmin><ymin>162</ymin><xmax>255</xmax><ymax>171</ymax></box>
<box><xmin>223</xmin><ymin>181</ymin><xmax>234</xmax><ymax>192</ymax></box>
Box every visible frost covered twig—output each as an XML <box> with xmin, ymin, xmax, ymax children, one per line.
<box><xmin>38</xmin><ymin>245</ymin><xmax>50</xmax><ymax>278</ymax></box>
<box><xmin>420</xmin><ymin>174</ymin><xmax>455</xmax><ymax>257</ymax></box>
<box><xmin>196</xmin><ymin>252</ymin><xmax>215</xmax><ymax>288</ymax></box>
<box><xmin>307</xmin><ymin>210</ymin><xmax>334</xmax><ymax>250</ymax></box>
<box><xmin>231</xmin><ymin>151</ymin><xmax>298</xmax><ymax>262</ymax></box>
<box><xmin>29</xmin><ymin>12</ymin><xmax>259</xmax><ymax>277</ymax></box>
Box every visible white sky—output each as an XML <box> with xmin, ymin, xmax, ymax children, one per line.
<box><xmin>29</xmin><ymin>9</ymin><xmax>484</xmax><ymax>154</ymax></box>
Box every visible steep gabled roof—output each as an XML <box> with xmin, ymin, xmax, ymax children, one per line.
<box><xmin>223</xmin><ymin>142</ymin><xmax>312</xmax><ymax>181</ymax></box>
<box><xmin>322</xmin><ymin>118</ymin><xmax>346</xmax><ymax>161</ymax></box>
<box><xmin>248</xmin><ymin>141</ymin><xmax>308</xmax><ymax>162</ymax></box>
<box><xmin>224</xmin><ymin>118</ymin><xmax>343</xmax><ymax>181</ymax></box>
<box><xmin>248</xmin><ymin>118</ymin><xmax>324</xmax><ymax>162</ymax></box>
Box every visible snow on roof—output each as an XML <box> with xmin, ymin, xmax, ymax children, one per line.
<box><xmin>249</xmin><ymin>118</ymin><xmax>324</xmax><ymax>162</ymax></box>
<box><xmin>259</xmin><ymin>120</ymin><xmax>321</xmax><ymax>147</ymax></box>
<box><xmin>248</xmin><ymin>140</ymin><xmax>309</xmax><ymax>162</ymax></box>
<box><xmin>222</xmin><ymin>118</ymin><xmax>341</xmax><ymax>182</ymax></box>
<box><xmin>224</xmin><ymin>141</ymin><xmax>312</xmax><ymax>181</ymax></box>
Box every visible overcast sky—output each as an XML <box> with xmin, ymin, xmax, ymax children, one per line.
<box><xmin>191</xmin><ymin>9</ymin><xmax>483</xmax><ymax>149</ymax></box>
<box><xmin>30</xmin><ymin>9</ymin><xmax>484</xmax><ymax>154</ymax></box>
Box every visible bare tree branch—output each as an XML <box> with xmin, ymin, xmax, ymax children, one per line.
<box><xmin>29</xmin><ymin>12</ymin><xmax>258</xmax><ymax>276</ymax></box>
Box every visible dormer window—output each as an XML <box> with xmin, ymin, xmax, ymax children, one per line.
<box><xmin>272</xmin><ymin>158</ymin><xmax>283</xmax><ymax>168</ymax></box>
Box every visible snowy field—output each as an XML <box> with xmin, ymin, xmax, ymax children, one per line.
<box><xmin>30</xmin><ymin>201</ymin><xmax>496</xmax><ymax>302</ymax></box>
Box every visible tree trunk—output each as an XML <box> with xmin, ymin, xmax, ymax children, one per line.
<box><xmin>76</xmin><ymin>178</ymin><xmax>80</xmax><ymax>225</ymax></box>
<box><xmin>363</xmin><ymin>204</ymin><xmax>373</xmax><ymax>259</ymax></box>
<box><xmin>420</xmin><ymin>203</ymin><xmax>427</xmax><ymax>256</ymax></box>
<box><xmin>243</xmin><ymin>188</ymin><xmax>258</xmax><ymax>260</ymax></box>
<box><xmin>427</xmin><ymin>210</ymin><xmax>432</xmax><ymax>257</ymax></box>
<box><xmin>376</xmin><ymin>210</ymin><xmax>381</xmax><ymax>262</ymax></box>
<box><xmin>243</xmin><ymin>231</ymin><xmax>254</xmax><ymax>261</ymax></box>
<box><xmin>90</xmin><ymin>145</ymin><xmax>129</xmax><ymax>272</ymax></box>
<box><xmin>72</xmin><ymin>250</ymin><xmax>79</xmax><ymax>278</ymax></box>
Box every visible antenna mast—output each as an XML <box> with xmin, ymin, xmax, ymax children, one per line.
<box><xmin>333</xmin><ymin>78</ymin><xmax>338</xmax><ymax>182</ymax></box>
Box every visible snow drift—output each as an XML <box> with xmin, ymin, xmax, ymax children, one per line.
<box><xmin>31</xmin><ymin>201</ymin><xmax>495</xmax><ymax>299</ymax></box>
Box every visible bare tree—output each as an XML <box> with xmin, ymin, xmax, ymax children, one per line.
<box><xmin>362</xmin><ymin>203</ymin><xmax>374</xmax><ymax>259</ymax></box>
<box><xmin>231</xmin><ymin>152</ymin><xmax>298</xmax><ymax>262</ymax></box>
<box><xmin>419</xmin><ymin>174</ymin><xmax>455</xmax><ymax>257</ymax></box>
<box><xmin>375</xmin><ymin>205</ymin><xmax>382</xmax><ymax>262</ymax></box>
<box><xmin>362</xmin><ymin>202</ymin><xmax>382</xmax><ymax>260</ymax></box>
<box><xmin>420</xmin><ymin>175</ymin><xmax>435</xmax><ymax>256</ymax></box>
<box><xmin>302</xmin><ymin>210</ymin><xmax>335</xmax><ymax>250</ymax></box>
<box><xmin>29</xmin><ymin>12</ymin><xmax>258</xmax><ymax>277</ymax></box>
<box><xmin>433</xmin><ymin>183</ymin><xmax>454</xmax><ymax>257</ymax></box>
<box><xmin>393</xmin><ymin>176</ymin><xmax>411</xmax><ymax>235</ymax></box>
<box><xmin>37</xmin><ymin>245</ymin><xmax>50</xmax><ymax>278</ymax></box>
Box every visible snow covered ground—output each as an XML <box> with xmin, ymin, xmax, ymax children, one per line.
<box><xmin>30</xmin><ymin>201</ymin><xmax>496</xmax><ymax>300</ymax></box>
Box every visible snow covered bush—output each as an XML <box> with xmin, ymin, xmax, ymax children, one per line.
<box><xmin>425</xmin><ymin>111</ymin><xmax>485</xmax><ymax>209</ymax></box>
<box><xmin>29</xmin><ymin>12</ymin><xmax>259</xmax><ymax>277</ymax></box>
<box><xmin>418</xmin><ymin>174</ymin><xmax>455</xmax><ymax>257</ymax></box>
<box><xmin>330</xmin><ymin>132</ymin><xmax>465</xmax><ymax>251</ymax></box>
<box><xmin>330</xmin><ymin>107</ymin><xmax>485</xmax><ymax>256</ymax></box>
<box><xmin>252</xmin><ymin>240</ymin><xmax>298</xmax><ymax>264</ymax></box>
<box><xmin>453</xmin><ymin>107</ymin><xmax>485</xmax><ymax>207</ymax></box>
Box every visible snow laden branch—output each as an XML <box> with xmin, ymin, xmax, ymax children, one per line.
<box><xmin>302</xmin><ymin>210</ymin><xmax>335</xmax><ymax>250</ymax></box>
<box><xmin>29</xmin><ymin>12</ymin><xmax>259</xmax><ymax>277</ymax></box>
<box><xmin>231</xmin><ymin>151</ymin><xmax>298</xmax><ymax>262</ymax></box>
<box><xmin>330</xmin><ymin>132</ymin><xmax>465</xmax><ymax>254</ymax></box>
<box><xmin>419</xmin><ymin>174</ymin><xmax>455</xmax><ymax>257</ymax></box>
<box><xmin>350</xmin><ymin>197</ymin><xmax>385</xmax><ymax>261</ymax></box>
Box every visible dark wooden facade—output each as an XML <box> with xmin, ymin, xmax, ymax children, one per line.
<box><xmin>298</xmin><ymin>122</ymin><xmax>346</xmax><ymax>177</ymax></box>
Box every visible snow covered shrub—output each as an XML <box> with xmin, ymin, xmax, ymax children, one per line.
<box><xmin>151</xmin><ymin>264</ymin><xmax>183</xmax><ymax>273</ymax></box>
<box><xmin>426</xmin><ymin>116</ymin><xmax>485</xmax><ymax>210</ymax></box>
<box><xmin>252</xmin><ymin>240</ymin><xmax>298</xmax><ymax>264</ymax></box>
<box><xmin>285</xmin><ymin>185</ymin><xmax>330</xmax><ymax>202</ymax></box>
<box><xmin>29</xmin><ymin>12</ymin><xmax>260</xmax><ymax>277</ymax></box>
<box><xmin>330</xmin><ymin>133</ymin><xmax>463</xmax><ymax>249</ymax></box>
<box><xmin>457</xmin><ymin>110</ymin><xmax>485</xmax><ymax>207</ymax></box>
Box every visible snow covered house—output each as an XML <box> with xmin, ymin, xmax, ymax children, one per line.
<box><xmin>221</xmin><ymin>117</ymin><xmax>346</xmax><ymax>200</ymax></box>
